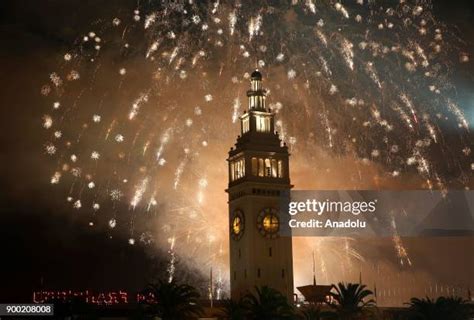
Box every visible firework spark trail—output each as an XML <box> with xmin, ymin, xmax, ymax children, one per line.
<box><xmin>447</xmin><ymin>100</ymin><xmax>469</xmax><ymax>130</ymax></box>
<box><xmin>156</xmin><ymin>128</ymin><xmax>172</xmax><ymax>163</ymax></box>
<box><xmin>129</xmin><ymin>93</ymin><xmax>149</xmax><ymax>120</ymax></box>
<box><xmin>197</xmin><ymin>178</ymin><xmax>208</xmax><ymax>204</ymax></box>
<box><xmin>340</xmin><ymin>38</ymin><xmax>354</xmax><ymax>71</ymax></box>
<box><xmin>231</xmin><ymin>97</ymin><xmax>240</xmax><ymax>123</ymax></box>
<box><xmin>365</xmin><ymin>62</ymin><xmax>382</xmax><ymax>89</ymax></box>
<box><xmin>315</xmin><ymin>29</ymin><xmax>328</xmax><ymax>48</ymax></box>
<box><xmin>174</xmin><ymin>154</ymin><xmax>189</xmax><ymax>190</ymax></box>
<box><xmin>321</xmin><ymin>112</ymin><xmax>333</xmax><ymax>148</ymax></box>
<box><xmin>248</xmin><ymin>14</ymin><xmax>262</xmax><ymax>41</ymax></box>
<box><xmin>423</xmin><ymin>114</ymin><xmax>437</xmax><ymax>143</ymax></box>
<box><xmin>392</xmin><ymin>104</ymin><xmax>414</xmax><ymax>130</ymax></box>
<box><xmin>146</xmin><ymin>40</ymin><xmax>160</xmax><ymax>59</ymax></box>
<box><xmin>305</xmin><ymin>0</ymin><xmax>316</xmax><ymax>14</ymax></box>
<box><xmin>310</xmin><ymin>237</ymin><xmax>364</xmax><ymax>285</ymax></box>
<box><xmin>228</xmin><ymin>9</ymin><xmax>237</xmax><ymax>36</ymax></box>
<box><xmin>400</xmin><ymin>93</ymin><xmax>418</xmax><ymax>124</ymax></box>
<box><xmin>144</xmin><ymin>12</ymin><xmax>157</xmax><ymax>30</ymax></box>
<box><xmin>390</xmin><ymin>213</ymin><xmax>412</xmax><ymax>267</ymax></box>
<box><xmin>167</xmin><ymin>236</ymin><xmax>176</xmax><ymax>283</ymax></box>
<box><xmin>130</xmin><ymin>177</ymin><xmax>149</xmax><ymax>209</ymax></box>
<box><xmin>335</xmin><ymin>2</ymin><xmax>349</xmax><ymax>19</ymax></box>
<box><xmin>146</xmin><ymin>192</ymin><xmax>157</xmax><ymax>212</ymax></box>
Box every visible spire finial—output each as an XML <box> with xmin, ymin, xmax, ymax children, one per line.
<box><xmin>250</xmin><ymin>69</ymin><xmax>262</xmax><ymax>81</ymax></box>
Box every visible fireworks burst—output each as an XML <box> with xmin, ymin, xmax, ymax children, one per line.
<box><xmin>40</xmin><ymin>0</ymin><xmax>472</xmax><ymax>286</ymax></box>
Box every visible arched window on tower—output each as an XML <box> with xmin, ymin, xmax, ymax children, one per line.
<box><xmin>258</xmin><ymin>158</ymin><xmax>264</xmax><ymax>177</ymax></box>
<box><xmin>249</xmin><ymin>96</ymin><xmax>255</xmax><ymax>109</ymax></box>
<box><xmin>251</xmin><ymin>157</ymin><xmax>258</xmax><ymax>176</ymax></box>
<box><xmin>271</xmin><ymin>159</ymin><xmax>277</xmax><ymax>178</ymax></box>
<box><xmin>264</xmin><ymin>159</ymin><xmax>271</xmax><ymax>177</ymax></box>
<box><xmin>238</xmin><ymin>158</ymin><xmax>245</xmax><ymax>179</ymax></box>
<box><xmin>242</xmin><ymin>117</ymin><xmax>249</xmax><ymax>133</ymax></box>
<box><xmin>278</xmin><ymin>160</ymin><xmax>284</xmax><ymax>178</ymax></box>
<box><xmin>236</xmin><ymin>160</ymin><xmax>241</xmax><ymax>179</ymax></box>
<box><xmin>252</xmin><ymin>158</ymin><xmax>284</xmax><ymax>178</ymax></box>
<box><xmin>231</xmin><ymin>158</ymin><xmax>245</xmax><ymax>181</ymax></box>
<box><xmin>255</xmin><ymin>115</ymin><xmax>270</xmax><ymax>132</ymax></box>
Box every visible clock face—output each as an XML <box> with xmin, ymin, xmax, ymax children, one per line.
<box><xmin>231</xmin><ymin>210</ymin><xmax>244</xmax><ymax>240</ymax></box>
<box><xmin>257</xmin><ymin>208</ymin><xmax>279</xmax><ymax>238</ymax></box>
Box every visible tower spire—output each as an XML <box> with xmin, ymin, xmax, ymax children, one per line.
<box><xmin>227</xmin><ymin>68</ymin><xmax>293</xmax><ymax>301</ymax></box>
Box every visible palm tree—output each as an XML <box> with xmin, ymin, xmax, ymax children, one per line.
<box><xmin>243</xmin><ymin>286</ymin><xmax>294</xmax><ymax>320</ymax></box>
<box><xmin>441</xmin><ymin>296</ymin><xmax>473</xmax><ymax>320</ymax></box>
<box><xmin>330</xmin><ymin>282</ymin><xmax>375</xmax><ymax>320</ymax></box>
<box><xmin>407</xmin><ymin>296</ymin><xmax>472</xmax><ymax>320</ymax></box>
<box><xmin>218</xmin><ymin>298</ymin><xmax>247</xmax><ymax>320</ymax></box>
<box><xmin>141</xmin><ymin>280</ymin><xmax>203</xmax><ymax>320</ymax></box>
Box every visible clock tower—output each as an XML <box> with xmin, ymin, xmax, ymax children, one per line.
<box><xmin>227</xmin><ymin>70</ymin><xmax>294</xmax><ymax>301</ymax></box>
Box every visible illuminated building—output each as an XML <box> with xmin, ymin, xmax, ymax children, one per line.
<box><xmin>227</xmin><ymin>70</ymin><xmax>294</xmax><ymax>300</ymax></box>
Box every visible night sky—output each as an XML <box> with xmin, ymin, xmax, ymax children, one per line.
<box><xmin>0</xmin><ymin>0</ymin><xmax>473</xmax><ymax>303</ymax></box>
